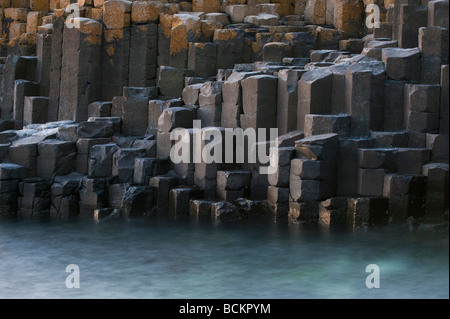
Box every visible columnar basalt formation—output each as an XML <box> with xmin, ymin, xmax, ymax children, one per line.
<box><xmin>0</xmin><ymin>0</ymin><xmax>448</xmax><ymax>230</ymax></box>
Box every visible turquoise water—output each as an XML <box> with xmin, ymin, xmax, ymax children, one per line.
<box><xmin>0</xmin><ymin>218</ymin><xmax>448</xmax><ymax>299</ymax></box>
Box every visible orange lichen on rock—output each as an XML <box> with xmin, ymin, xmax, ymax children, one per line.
<box><xmin>201</xmin><ymin>19</ymin><xmax>223</xmax><ymax>41</ymax></box>
<box><xmin>9</xmin><ymin>23</ymin><xmax>27</xmax><ymax>39</ymax></box>
<box><xmin>334</xmin><ymin>0</ymin><xmax>365</xmax><ymax>36</ymax></box>
<box><xmin>89</xmin><ymin>7</ymin><xmax>104</xmax><ymax>21</ymax></box>
<box><xmin>49</xmin><ymin>0</ymin><xmax>60</xmax><ymax>11</ymax></box>
<box><xmin>59</xmin><ymin>0</ymin><xmax>71</xmax><ymax>9</ymax></box>
<box><xmin>93</xmin><ymin>0</ymin><xmax>104</xmax><ymax>7</ymax></box>
<box><xmin>270</xmin><ymin>0</ymin><xmax>296</xmax><ymax>17</ymax></box>
<box><xmin>131</xmin><ymin>1</ymin><xmax>164</xmax><ymax>24</ymax></box>
<box><xmin>30</xmin><ymin>0</ymin><xmax>51</xmax><ymax>12</ymax></box>
<box><xmin>213</xmin><ymin>28</ymin><xmax>239</xmax><ymax>41</ymax></box>
<box><xmin>41</xmin><ymin>14</ymin><xmax>55</xmax><ymax>25</ymax></box>
<box><xmin>11</xmin><ymin>0</ymin><xmax>28</xmax><ymax>7</ymax></box>
<box><xmin>78</xmin><ymin>0</ymin><xmax>94</xmax><ymax>6</ymax></box>
<box><xmin>4</xmin><ymin>8</ymin><xmax>29</xmax><ymax>22</ymax></box>
<box><xmin>193</xmin><ymin>0</ymin><xmax>222</xmax><ymax>13</ymax></box>
<box><xmin>172</xmin><ymin>14</ymin><xmax>201</xmax><ymax>37</ymax></box>
<box><xmin>26</xmin><ymin>11</ymin><xmax>45</xmax><ymax>34</ymax></box>
<box><xmin>0</xmin><ymin>0</ymin><xmax>11</xmax><ymax>8</ymax></box>
<box><xmin>304</xmin><ymin>0</ymin><xmax>327</xmax><ymax>25</ymax></box>
<box><xmin>103</xmin><ymin>27</ymin><xmax>126</xmax><ymax>42</ymax></box>
<box><xmin>170</xmin><ymin>14</ymin><xmax>201</xmax><ymax>55</ymax></box>
<box><xmin>163</xmin><ymin>3</ymin><xmax>180</xmax><ymax>15</ymax></box>
<box><xmin>64</xmin><ymin>17</ymin><xmax>103</xmax><ymax>45</ymax></box>
<box><xmin>106</xmin><ymin>44</ymin><xmax>115</xmax><ymax>56</ymax></box>
<box><xmin>53</xmin><ymin>8</ymin><xmax>65</xmax><ymax>18</ymax></box>
<box><xmin>103</xmin><ymin>0</ymin><xmax>132</xmax><ymax>29</ymax></box>
<box><xmin>170</xmin><ymin>23</ymin><xmax>188</xmax><ymax>55</ymax></box>
<box><xmin>160</xmin><ymin>13</ymin><xmax>174</xmax><ymax>39</ymax></box>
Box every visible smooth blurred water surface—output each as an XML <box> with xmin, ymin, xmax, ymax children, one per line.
<box><xmin>0</xmin><ymin>218</ymin><xmax>448</xmax><ymax>299</ymax></box>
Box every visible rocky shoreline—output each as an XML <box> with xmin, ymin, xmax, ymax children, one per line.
<box><xmin>0</xmin><ymin>0</ymin><xmax>448</xmax><ymax>230</ymax></box>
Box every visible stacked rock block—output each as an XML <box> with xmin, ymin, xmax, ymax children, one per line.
<box><xmin>0</xmin><ymin>163</ymin><xmax>23</xmax><ymax>217</ymax></box>
<box><xmin>1</xmin><ymin>0</ymin><xmax>378</xmax><ymax>122</ymax></box>
<box><xmin>0</xmin><ymin>0</ymin><xmax>374</xmax><ymax>127</ymax></box>
<box><xmin>101</xmin><ymin>0</ymin><xmax>132</xmax><ymax>100</ymax></box>
<box><xmin>0</xmin><ymin>118</ymin><xmax>182</xmax><ymax>220</ymax></box>
<box><xmin>129</xmin><ymin>1</ymin><xmax>159</xmax><ymax>86</ymax></box>
<box><xmin>17</xmin><ymin>176</ymin><xmax>51</xmax><ymax>217</ymax></box>
<box><xmin>198</xmin><ymin>81</ymin><xmax>223</xmax><ymax>127</ymax></box>
<box><xmin>267</xmin><ymin>146</ymin><xmax>294</xmax><ymax>221</ymax></box>
<box><xmin>79</xmin><ymin>176</ymin><xmax>108</xmax><ymax>216</ymax></box>
<box><xmin>217</xmin><ymin>170</ymin><xmax>252</xmax><ymax>201</ymax></box>
<box><xmin>289</xmin><ymin>133</ymin><xmax>338</xmax><ymax>223</ymax></box>
<box><xmin>193</xmin><ymin>126</ymin><xmax>225</xmax><ymax>199</ymax></box>
<box><xmin>50</xmin><ymin>173</ymin><xmax>83</xmax><ymax>218</ymax></box>
<box><xmin>59</xmin><ymin>17</ymin><xmax>103</xmax><ymax>122</ymax></box>
<box><xmin>0</xmin><ymin>0</ymin><xmax>448</xmax><ymax>228</ymax></box>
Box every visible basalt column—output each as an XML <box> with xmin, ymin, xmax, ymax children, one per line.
<box><xmin>36</xmin><ymin>24</ymin><xmax>53</xmax><ymax>98</ymax></box>
<box><xmin>278</xmin><ymin>69</ymin><xmax>305</xmax><ymax>135</ymax></box>
<box><xmin>129</xmin><ymin>23</ymin><xmax>158</xmax><ymax>87</ymax></box>
<box><xmin>129</xmin><ymin>0</ymin><xmax>159</xmax><ymax>87</ymax></box>
<box><xmin>170</xmin><ymin>14</ymin><xmax>202</xmax><ymax>69</ymax></box>
<box><xmin>48</xmin><ymin>10</ymin><xmax>65</xmax><ymax>122</ymax></box>
<box><xmin>297</xmin><ymin>68</ymin><xmax>333</xmax><ymax>132</ymax></box>
<box><xmin>1</xmin><ymin>55</ymin><xmax>35</xmax><ymax>121</ymax></box>
<box><xmin>345</xmin><ymin>61</ymin><xmax>386</xmax><ymax>137</ymax></box>
<box><xmin>58</xmin><ymin>18</ymin><xmax>102</xmax><ymax>122</ymax></box>
<box><xmin>101</xmin><ymin>0</ymin><xmax>132</xmax><ymax>100</ymax></box>
<box><xmin>214</xmin><ymin>28</ymin><xmax>245</xmax><ymax>70</ymax></box>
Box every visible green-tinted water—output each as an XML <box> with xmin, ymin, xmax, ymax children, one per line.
<box><xmin>0</xmin><ymin>218</ymin><xmax>448</xmax><ymax>299</ymax></box>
